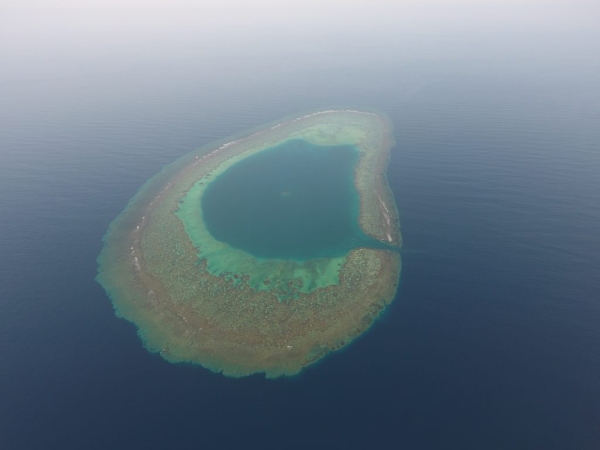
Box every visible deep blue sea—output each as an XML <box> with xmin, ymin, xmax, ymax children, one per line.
<box><xmin>1</xmin><ymin>29</ymin><xmax>600</xmax><ymax>449</ymax></box>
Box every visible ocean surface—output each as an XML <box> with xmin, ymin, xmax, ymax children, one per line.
<box><xmin>1</xmin><ymin>29</ymin><xmax>600</xmax><ymax>449</ymax></box>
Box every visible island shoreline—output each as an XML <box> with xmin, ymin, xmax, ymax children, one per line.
<box><xmin>97</xmin><ymin>109</ymin><xmax>402</xmax><ymax>378</ymax></box>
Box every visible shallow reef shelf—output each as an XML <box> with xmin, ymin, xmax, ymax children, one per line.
<box><xmin>97</xmin><ymin>109</ymin><xmax>402</xmax><ymax>378</ymax></box>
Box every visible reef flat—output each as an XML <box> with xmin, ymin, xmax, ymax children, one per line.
<box><xmin>97</xmin><ymin>110</ymin><xmax>402</xmax><ymax>378</ymax></box>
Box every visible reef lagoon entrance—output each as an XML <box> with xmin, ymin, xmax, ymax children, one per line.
<box><xmin>97</xmin><ymin>110</ymin><xmax>402</xmax><ymax>378</ymax></box>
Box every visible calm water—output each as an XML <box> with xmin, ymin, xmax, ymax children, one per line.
<box><xmin>1</xmin><ymin>30</ymin><xmax>600</xmax><ymax>449</ymax></box>
<box><xmin>203</xmin><ymin>139</ymin><xmax>377</xmax><ymax>259</ymax></box>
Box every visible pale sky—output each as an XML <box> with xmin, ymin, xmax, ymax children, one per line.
<box><xmin>1</xmin><ymin>0</ymin><xmax>597</xmax><ymax>73</ymax></box>
<box><xmin>3</xmin><ymin>0</ymin><xmax>598</xmax><ymax>31</ymax></box>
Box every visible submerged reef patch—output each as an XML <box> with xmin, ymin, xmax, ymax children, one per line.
<box><xmin>97</xmin><ymin>110</ymin><xmax>402</xmax><ymax>378</ymax></box>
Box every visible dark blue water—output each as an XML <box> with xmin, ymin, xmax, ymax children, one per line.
<box><xmin>2</xmin><ymin>29</ymin><xmax>600</xmax><ymax>449</ymax></box>
<box><xmin>202</xmin><ymin>139</ymin><xmax>377</xmax><ymax>259</ymax></box>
